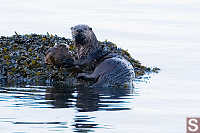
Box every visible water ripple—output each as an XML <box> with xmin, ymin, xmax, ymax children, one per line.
<box><xmin>0</xmin><ymin>84</ymin><xmax>138</xmax><ymax>132</ymax></box>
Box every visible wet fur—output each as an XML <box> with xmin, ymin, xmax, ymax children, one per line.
<box><xmin>45</xmin><ymin>44</ymin><xmax>74</xmax><ymax>67</ymax></box>
<box><xmin>71</xmin><ymin>24</ymin><xmax>135</xmax><ymax>88</ymax></box>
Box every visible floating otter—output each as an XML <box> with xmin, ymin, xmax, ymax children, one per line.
<box><xmin>45</xmin><ymin>44</ymin><xmax>74</xmax><ymax>68</ymax></box>
<box><xmin>71</xmin><ymin>24</ymin><xmax>135</xmax><ymax>88</ymax></box>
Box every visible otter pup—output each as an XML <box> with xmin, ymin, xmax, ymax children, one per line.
<box><xmin>45</xmin><ymin>44</ymin><xmax>74</xmax><ymax>67</ymax></box>
<box><xmin>71</xmin><ymin>24</ymin><xmax>135</xmax><ymax>88</ymax></box>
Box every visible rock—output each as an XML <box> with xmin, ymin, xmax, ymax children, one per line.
<box><xmin>0</xmin><ymin>33</ymin><xmax>159</xmax><ymax>86</ymax></box>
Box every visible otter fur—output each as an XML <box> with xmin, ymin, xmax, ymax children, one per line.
<box><xmin>71</xmin><ymin>24</ymin><xmax>135</xmax><ymax>88</ymax></box>
<box><xmin>45</xmin><ymin>44</ymin><xmax>74</xmax><ymax>67</ymax></box>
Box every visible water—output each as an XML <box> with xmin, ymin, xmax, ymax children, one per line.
<box><xmin>0</xmin><ymin>0</ymin><xmax>200</xmax><ymax>132</ymax></box>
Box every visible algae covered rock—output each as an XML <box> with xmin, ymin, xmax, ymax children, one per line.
<box><xmin>0</xmin><ymin>33</ymin><xmax>74</xmax><ymax>84</ymax></box>
<box><xmin>0</xmin><ymin>33</ymin><xmax>159</xmax><ymax>85</ymax></box>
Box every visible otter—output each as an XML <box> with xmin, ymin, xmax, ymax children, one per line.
<box><xmin>71</xmin><ymin>24</ymin><xmax>135</xmax><ymax>88</ymax></box>
<box><xmin>45</xmin><ymin>44</ymin><xmax>74</xmax><ymax>68</ymax></box>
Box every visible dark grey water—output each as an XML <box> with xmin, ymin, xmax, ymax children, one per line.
<box><xmin>1</xmin><ymin>0</ymin><xmax>200</xmax><ymax>132</ymax></box>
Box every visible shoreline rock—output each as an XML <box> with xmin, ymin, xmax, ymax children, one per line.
<box><xmin>0</xmin><ymin>33</ymin><xmax>159</xmax><ymax>86</ymax></box>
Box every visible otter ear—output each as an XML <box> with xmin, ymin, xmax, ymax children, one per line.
<box><xmin>71</xmin><ymin>27</ymin><xmax>74</xmax><ymax>30</ymax></box>
<box><xmin>89</xmin><ymin>27</ymin><xmax>92</xmax><ymax>30</ymax></box>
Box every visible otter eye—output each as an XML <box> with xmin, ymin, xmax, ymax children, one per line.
<box><xmin>71</xmin><ymin>27</ymin><xmax>74</xmax><ymax>30</ymax></box>
<box><xmin>89</xmin><ymin>27</ymin><xmax>92</xmax><ymax>30</ymax></box>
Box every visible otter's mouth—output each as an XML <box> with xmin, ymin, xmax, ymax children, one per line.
<box><xmin>74</xmin><ymin>34</ymin><xmax>86</xmax><ymax>45</ymax></box>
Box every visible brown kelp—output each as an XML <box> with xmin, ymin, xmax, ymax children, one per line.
<box><xmin>0</xmin><ymin>33</ymin><xmax>159</xmax><ymax>85</ymax></box>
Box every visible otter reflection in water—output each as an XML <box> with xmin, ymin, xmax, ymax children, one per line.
<box><xmin>45</xmin><ymin>84</ymin><xmax>135</xmax><ymax>111</ymax></box>
<box><xmin>45</xmin><ymin>85</ymin><xmax>135</xmax><ymax>132</ymax></box>
<box><xmin>0</xmin><ymin>85</ymin><xmax>136</xmax><ymax>132</ymax></box>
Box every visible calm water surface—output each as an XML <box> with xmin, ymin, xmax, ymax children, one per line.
<box><xmin>0</xmin><ymin>0</ymin><xmax>200</xmax><ymax>132</ymax></box>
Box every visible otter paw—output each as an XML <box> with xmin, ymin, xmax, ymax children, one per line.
<box><xmin>77</xmin><ymin>73</ymin><xmax>95</xmax><ymax>81</ymax></box>
<box><xmin>77</xmin><ymin>73</ymin><xmax>87</xmax><ymax>79</ymax></box>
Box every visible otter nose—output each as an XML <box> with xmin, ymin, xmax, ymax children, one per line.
<box><xmin>76</xmin><ymin>29</ymin><xmax>83</xmax><ymax>33</ymax></box>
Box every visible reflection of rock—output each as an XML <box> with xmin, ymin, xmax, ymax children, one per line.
<box><xmin>0</xmin><ymin>85</ymin><xmax>135</xmax><ymax>132</ymax></box>
<box><xmin>0</xmin><ymin>83</ymin><xmax>134</xmax><ymax>111</ymax></box>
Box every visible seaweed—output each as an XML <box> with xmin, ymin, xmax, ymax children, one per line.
<box><xmin>0</xmin><ymin>33</ymin><xmax>159</xmax><ymax>85</ymax></box>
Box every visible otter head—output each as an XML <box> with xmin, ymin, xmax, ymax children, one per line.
<box><xmin>71</xmin><ymin>24</ymin><xmax>98</xmax><ymax>48</ymax></box>
<box><xmin>45</xmin><ymin>44</ymin><xmax>74</xmax><ymax>67</ymax></box>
